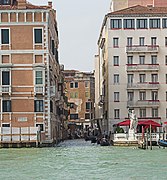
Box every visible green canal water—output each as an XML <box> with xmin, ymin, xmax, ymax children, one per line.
<box><xmin>0</xmin><ymin>139</ymin><xmax>167</xmax><ymax>180</ymax></box>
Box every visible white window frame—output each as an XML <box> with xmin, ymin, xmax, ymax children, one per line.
<box><xmin>0</xmin><ymin>28</ymin><xmax>10</xmax><ymax>45</ymax></box>
<box><xmin>33</xmin><ymin>27</ymin><xmax>43</xmax><ymax>45</ymax></box>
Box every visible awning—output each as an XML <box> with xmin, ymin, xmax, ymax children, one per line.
<box><xmin>117</xmin><ymin>119</ymin><xmax>161</xmax><ymax>127</ymax></box>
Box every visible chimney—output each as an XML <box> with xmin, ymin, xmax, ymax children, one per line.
<box><xmin>17</xmin><ymin>0</ymin><xmax>27</xmax><ymax>10</ymax></box>
<box><xmin>48</xmin><ymin>1</ymin><xmax>52</xmax><ymax>8</ymax></box>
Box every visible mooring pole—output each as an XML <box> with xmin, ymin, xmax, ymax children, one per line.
<box><xmin>150</xmin><ymin>124</ymin><xmax>152</xmax><ymax>150</ymax></box>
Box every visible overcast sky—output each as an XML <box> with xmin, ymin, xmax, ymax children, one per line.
<box><xmin>29</xmin><ymin>0</ymin><xmax>111</xmax><ymax>72</ymax></box>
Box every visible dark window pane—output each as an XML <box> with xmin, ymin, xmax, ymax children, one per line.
<box><xmin>34</xmin><ymin>100</ymin><xmax>43</xmax><ymax>112</ymax></box>
<box><xmin>36</xmin><ymin>124</ymin><xmax>44</xmax><ymax>131</ymax></box>
<box><xmin>3</xmin><ymin>100</ymin><xmax>11</xmax><ymax>112</ymax></box>
<box><xmin>1</xmin><ymin>29</ymin><xmax>9</xmax><ymax>44</ymax></box>
<box><xmin>34</xmin><ymin>29</ymin><xmax>42</xmax><ymax>43</ymax></box>
<box><xmin>2</xmin><ymin>71</ymin><xmax>10</xmax><ymax>85</ymax></box>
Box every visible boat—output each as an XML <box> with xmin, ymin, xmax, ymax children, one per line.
<box><xmin>158</xmin><ymin>139</ymin><xmax>167</xmax><ymax>147</ymax></box>
<box><xmin>100</xmin><ymin>138</ymin><xmax>110</xmax><ymax>146</ymax></box>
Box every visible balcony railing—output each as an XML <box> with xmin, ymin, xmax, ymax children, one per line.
<box><xmin>127</xmin><ymin>82</ymin><xmax>159</xmax><ymax>90</ymax></box>
<box><xmin>126</xmin><ymin>64</ymin><xmax>159</xmax><ymax>71</ymax></box>
<box><xmin>126</xmin><ymin>45</ymin><xmax>159</xmax><ymax>53</ymax></box>
<box><xmin>35</xmin><ymin>86</ymin><xmax>44</xmax><ymax>95</ymax></box>
<box><xmin>127</xmin><ymin>100</ymin><xmax>160</xmax><ymax>107</ymax></box>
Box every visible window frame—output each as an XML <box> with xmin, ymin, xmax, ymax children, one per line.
<box><xmin>113</xmin><ymin>37</ymin><xmax>119</xmax><ymax>48</ymax></box>
<box><xmin>0</xmin><ymin>28</ymin><xmax>10</xmax><ymax>45</ymax></box>
<box><xmin>123</xmin><ymin>19</ymin><xmax>135</xmax><ymax>29</ymax></box>
<box><xmin>2</xmin><ymin>100</ymin><xmax>11</xmax><ymax>112</ymax></box>
<box><xmin>114</xmin><ymin>109</ymin><xmax>120</xmax><ymax>119</ymax></box>
<box><xmin>149</xmin><ymin>19</ymin><xmax>160</xmax><ymax>29</ymax></box>
<box><xmin>34</xmin><ymin>100</ymin><xmax>44</xmax><ymax>112</ymax></box>
<box><xmin>137</xmin><ymin>19</ymin><xmax>148</xmax><ymax>29</ymax></box>
<box><xmin>113</xmin><ymin>56</ymin><xmax>119</xmax><ymax>66</ymax></box>
<box><xmin>111</xmin><ymin>19</ymin><xmax>122</xmax><ymax>29</ymax></box>
<box><xmin>114</xmin><ymin>74</ymin><xmax>119</xmax><ymax>84</ymax></box>
<box><xmin>33</xmin><ymin>27</ymin><xmax>43</xmax><ymax>45</ymax></box>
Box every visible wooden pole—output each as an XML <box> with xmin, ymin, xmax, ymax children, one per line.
<box><xmin>146</xmin><ymin>128</ymin><xmax>148</xmax><ymax>149</ymax></box>
<box><xmin>150</xmin><ymin>124</ymin><xmax>152</xmax><ymax>150</ymax></box>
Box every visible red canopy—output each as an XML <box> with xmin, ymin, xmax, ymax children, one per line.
<box><xmin>164</xmin><ymin>122</ymin><xmax>167</xmax><ymax>124</ymax></box>
<box><xmin>117</xmin><ymin>119</ymin><xmax>161</xmax><ymax>127</ymax></box>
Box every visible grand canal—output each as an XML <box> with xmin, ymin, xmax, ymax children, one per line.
<box><xmin>0</xmin><ymin>139</ymin><xmax>167</xmax><ymax>180</ymax></box>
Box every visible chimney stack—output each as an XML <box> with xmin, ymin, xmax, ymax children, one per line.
<box><xmin>17</xmin><ymin>0</ymin><xmax>26</xmax><ymax>10</ymax></box>
<box><xmin>48</xmin><ymin>1</ymin><xmax>52</xmax><ymax>8</ymax></box>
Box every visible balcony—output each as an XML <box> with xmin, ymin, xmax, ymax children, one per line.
<box><xmin>34</xmin><ymin>86</ymin><xmax>44</xmax><ymax>95</ymax></box>
<box><xmin>127</xmin><ymin>100</ymin><xmax>160</xmax><ymax>108</ymax></box>
<box><xmin>126</xmin><ymin>64</ymin><xmax>159</xmax><ymax>72</ymax></box>
<box><xmin>0</xmin><ymin>85</ymin><xmax>11</xmax><ymax>95</ymax></box>
<box><xmin>126</xmin><ymin>45</ymin><xmax>159</xmax><ymax>53</ymax></box>
<box><xmin>127</xmin><ymin>82</ymin><xmax>159</xmax><ymax>90</ymax></box>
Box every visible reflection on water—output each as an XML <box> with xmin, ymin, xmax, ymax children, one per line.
<box><xmin>0</xmin><ymin>139</ymin><xmax>167</xmax><ymax>180</ymax></box>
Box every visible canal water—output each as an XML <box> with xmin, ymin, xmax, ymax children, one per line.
<box><xmin>0</xmin><ymin>139</ymin><xmax>167</xmax><ymax>180</ymax></box>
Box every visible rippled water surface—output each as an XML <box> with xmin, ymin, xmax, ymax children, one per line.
<box><xmin>0</xmin><ymin>139</ymin><xmax>167</xmax><ymax>180</ymax></box>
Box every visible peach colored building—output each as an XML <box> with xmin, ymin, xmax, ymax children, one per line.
<box><xmin>110</xmin><ymin>0</ymin><xmax>167</xmax><ymax>12</ymax></box>
<box><xmin>63</xmin><ymin>70</ymin><xmax>95</xmax><ymax>130</ymax></box>
<box><xmin>0</xmin><ymin>0</ymin><xmax>65</xmax><ymax>147</ymax></box>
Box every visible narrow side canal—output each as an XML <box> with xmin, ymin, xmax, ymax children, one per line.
<box><xmin>0</xmin><ymin>139</ymin><xmax>167</xmax><ymax>180</ymax></box>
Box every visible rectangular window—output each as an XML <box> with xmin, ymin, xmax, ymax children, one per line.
<box><xmin>1</xmin><ymin>29</ymin><xmax>9</xmax><ymax>44</ymax></box>
<box><xmin>140</xmin><ymin>108</ymin><xmax>146</xmax><ymax>118</ymax></box>
<box><xmin>151</xmin><ymin>74</ymin><xmax>158</xmax><ymax>83</ymax></box>
<box><xmin>114</xmin><ymin>92</ymin><xmax>119</xmax><ymax>102</ymax></box>
<box><xmin>114</xmin><ymin>109</ymin><xmax>120</xmax><ymax>119</ymax></box>
<box><xmin>113</xmin><ymin>56</ymin><xmax>119</xmax><ymax>66</ymax></box>
<box><xmin>127</xmin><ymin>37</ymin><xmax>133</xmax><ymax>46</ymax></box>
<box><xmin>127</xmin><ymin>74</ymin><xmax>134</xmax><ymax>84</ymax></box>
<box><xmin>114</xmin><ymin>74</ymin><xmax>119</xmax><ymax>84</ymax></box>
<box><xmin>34</xmin><ymin>28</ymin><xmax>42</xmax><ymax>44</ymax></box>
<box><xmin>85</xmin><ymin>92</ymin><xmax>89</xmax><ymax>98</ymax></box>
<box><xmin>35</xmin><ymin>71</ymin><xmax>43</xmax><ymax>85</ymax></box>
<box><xmin>2</xmin><ymin>100</ymin><xmax>11</xmax><ymax>112</ymax></box>
<box><xmin>165</xmin><ymin>37</ymin><xmax>167</xmax><ymax>46</ymax></box>
<box><xmin>165</xmin><ymin>56</ymin><xmax>167</xmax><ymax>65</ymax></box>
<box><xmin>75</xmin><ymin>82</ymin><xmax>78</xmax><ymax>88</ymax></box>
<box><xmin>127</xmin><ymin>56</ymin><xmax>133</xmax><ymax>64</ymax></box>
<box><xmin>149</xmin><ymin>19</ymin><xmax>160</xmax><ymax>29</ymax></box>
<box><xmin>85</xmin><ymin>81</ymin><xmax>89</xmax><ymax>88</ymax></box>
<box><xmin>86</xmin><ymin>102</ymin><xmax>92</xmax><ymax>110</ymax></box>
<box><xmin>166</xmin><ymin>74</ymin><xmax>167</xmax><ymax>84</ymax></box>
<box><xmin>85</xmin><ymin>113</ymin><xmax>90</xmax><ymax>119</ymax></box>
<box><xmin>70</xmin><ymin>83</ymin><xmax>73</xmax><ymax>88</ymax></box>
<box><xmin>152</xmin><ymin>108</ymin><xmax>158</xmax><ymax>118</ymax></box>
<box><xmin>123</xmin><ymin>19</ymin><xmax>135</xmax><ymax>29</ymax></box>
<box><xmin>36</xmin><ymin>124</ymin><xmax>44</xmax><ymax>131</ymax></box>
<box><xmin>139</xmin><ymin>91</ymin><xmax>146</xmax><ymax>101</ymax></box>
<box><xmin>139</xmin><ymin>37</ymin><xmax>145</xmax><ymax>46</ymax></box>
<box><xmin>152</xmin><ymin>91</ymin><xmax>158</xmax><ymax>101</ymax></box>
<box><xmin>70</xmin><ymin>114</ymin><xmax>78</xmax><ymax>120</ymax></box>
<box><xmin>139</xmin><ymin>56</ymin><xmax>145</xmax><ymax>64</ymax></box>
<box><xmin>151</xmin><ymin>37</ymin><xmax>157</xmax><ymax>46</ymax></box>
<box><xmin>128</xmin><ymin>92</ymin><xmax>134</xmax><ymax>101</ymax></box>
<box><xmin>113</xmin><ymin>38</ymin><xmax>119</xmax><ymax>47</ymax></box>
<box><xmin>2</xmin><ymin>123</ymin><xmax>10</xmax><ymax>127</ymax></box>
<box><xmin>74</xmin><ymin>92</ymin><xmax>78</xmax><ymax>98</ymax></box>
<box><xmin>70</xmin><ymin>82</ymin><xmax>78</xmax><ymax>88</ymax></box>
<box><xmin>111</xmin><ymin>19</ymin><xmax>122</xmax><ymax>29</ymax></box>
<box><xmin>2</xmin><ymin>71</ymin><xmax>10</xmax><ymax>85</ymax></box>
<box><xmin>151</xmin><ymin>55</ymin><xmax>157</xmax><ymax>64</ymax></box>
<box><xmin>162</xmin><ymin>18</ymin><xmax>167</xmax><ymax>28</ymax></box>
<box><xmin>166</xmin><ymin>92</ymin><xmax>167</xmax><ymax>101</ymax></box>
<box><xmin>139</xmin><ymin>74</ymin><xmax>146</xmax><ymax>83</ymax></box>
<box><xmin>34</xmin><ymin>100</ymin><xmax>43</xmax><ymax>112</ymax></box>
<box><xmin>137</xmin><ymin>19</ymin><xmax>147</xmax><ymax>29</ymax></box>
<box><xmin>0</xmin><ymin>0</ymin><xmax>11</xmax><ymax>5</ymax></box>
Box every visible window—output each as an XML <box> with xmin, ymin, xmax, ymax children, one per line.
<box><xmin>85</xmin><ymin>92</ymin><xmax>89</xmax><ymax>97</ymax></box>
<box><xmin>111</xmin><ymin>19</ymin><xmax>122</xmax><ymax>29</ymax></box>
<box><xmin>85</xmin><ymin>81</ymin><xmax>89</xmax><ymax>88</ymax></box>
<box><xmin>1</xmin><ymin>29</ymin><xmax>9</xmax><ymax>44</ymax></box>
<box><xmin>139</xmin><ymin>74</ymin><xmax>146</xmax><ymax>83</ymax></box>
<box><xmin>35</xmin><ymin>71</ymin><xmax>43</xmax><ymax>85</ymax></box>
<box><xmin>70</xmin><ymin>114</ymin><xmax>78</xmax><ymax>120</ymax></box>
<box><xmin>114</xmin><ymin>109</ymin><xmax>120</xmax><ymax>119</ymax></box>
<box><xmin>139</xmin><ymin>37</ymin><xmax>145</xmax><ymax>46</ymax></box>
<box><xmin>34</xmin><ymin>28</ymin><xmax>42</xmax><ymax>44</ymax></box>
<box><xmin>139</xmin><ymin>91</ymin><xmax>146</xmax><ymax>101</ymax></box>
<box><xmin>36</xmin><ymin>124</ymin><xmax>44</xmax><ymax>131</ymax></box>
<box><xmin>74</xmin><ymin>92</ymin><xmax>78</xmax><ymax>98</ymax></box>
<box><xmin>151</xmin><ymin>37</ymin><xmax>157</xmax><ymax>46</ymax></box>
<box><xmin>127</xmin><ymin>74</ymin><xmax>133</xmax><ymax>84</ymax></box>
<box><xmin>2</xmin><ymin>71</ymin><xmax>10</xmax><ymax>85</ymax></box>
<box><xmin>113</xmin><ymin>56</ymin><xmax>119</xmax><ymax>66</ymax></box>
<box><xmin>166</xmin><ymin>108</ymin><xmax>167</xmax><ymax>118</ymax></box>
<box><xmin>86</xmin><ymin>102</ymin><xmax>92</xmax><ymax>110</ymax></box>
<box><xmin>151</xmin><ymin>55</ymin><xmax>157</xmax><ymax>64</ymax></box>
<box><xmin>165</xmin><ymin>56</ymin><xmax>167</xmax><ymax>65</ymax></box>
<box><xmin>127</xmin><ymin>56</ymin><xmax>133</xmax><ymax>64</ymax></box>
<box><xmin>166</xmin><ymin>92</ymin><xmax>167</xmax><ymax>101</ymax></box>
<box><xmin>2</xmin><ymin>100</ymin><xmax>11</xmax><ymax>112</ymax></box>
<box><xmin>152</xmin><ymin>108</ymin><xmax>158</xmax><ymax>118</ymax></box>
<box><xmin>139</xmin><ymin>56</ymin><xmax>145</xmax><ymax>64</ymax></box>
<box><xmin>34</xmin><ymin>100</ymin><xmax>43</xmax><ymax>112</ymax></box>
<box><xmin>113</xmin><ymin>38</ymin><xmax>119</xmax><ymax>47</ymax></box>
<box><xmin>70</xmin><ymin>82</ymin><xmax>78</xmax><ymax>88</ymax></box>
<box><xmin>162</xmin><ymin>18</ymin><xmax>167</xmax><ymax>28</ymax></box>
<box><xmin>114</xmin><ymin>74</ymin><xmax>119</xmax><ymax>84</ymax></box>
<box><xmin>2</xmin><ymin>123</ymin><xmax>10</xmax><ymax>127</ymax></box>
<box><xmin>114</xmin><ymin>92</ymin><xmax>119</xmax><ymax>102</ymax></box>
<box><xmin>127</xmin><ymin>37</ymin><xmax>133</xmax><ymax>46</ymax></box>
<box><xmin>128</xmin><ymin>92</ymin><xmax>134</xmax><ymax>101</ymax></box>
<box><xmin>123</xmin><ymin>19</ymin><xmax>135</xmax><ymax>29</ymax></box>
<box><xmin>0</xmin><ymin>0</ymin><xmax>11</xmax><ymax>5</ymax></box>
<box><xmin>50</xmin><ymin>100</ymin><xmax>53</xmax><ymax>113</ymax></box>
<box><xmin>137</xmin><ymin>19</ymin><xmax>147</xmax><ymax>29</ymax></box>
<box><xmin>149</xmin><ymin>19</ymin><xmax>160</xmax><ymax>29</ymax></box>
<box><xmin>165</xmin><ymin>37</ymin><xmax>167</xmax><ymax>46</ymax></box>
<box><xmin>152</xmin><ymin>91</ymin><xmax>158</xmax><ymax>101</ymax></box>
<box><xmin>140</xmin><ymin>108</ymin><xmax>146</xmax><ymax>118</ymax></box>
<box><xmin>151</xmin><ymin>74</ymin><xmax>158</xmax><ymax>83</ymax></box>
<box><xmin>85</xmin><ymin>113</ymin><xmax>90</xmax><ymax>119</ymax></box>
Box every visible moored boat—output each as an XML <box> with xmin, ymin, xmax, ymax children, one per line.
<box><xmin>158</xmin><ymin>139</ymin><xmax>167</xmax><ymax>147</ymax></box>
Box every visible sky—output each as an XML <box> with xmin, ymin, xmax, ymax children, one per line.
<box><xmin>29</xmin><ymin>0</ymin><xmax>111</xmax><ymax>72</ymax></box>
